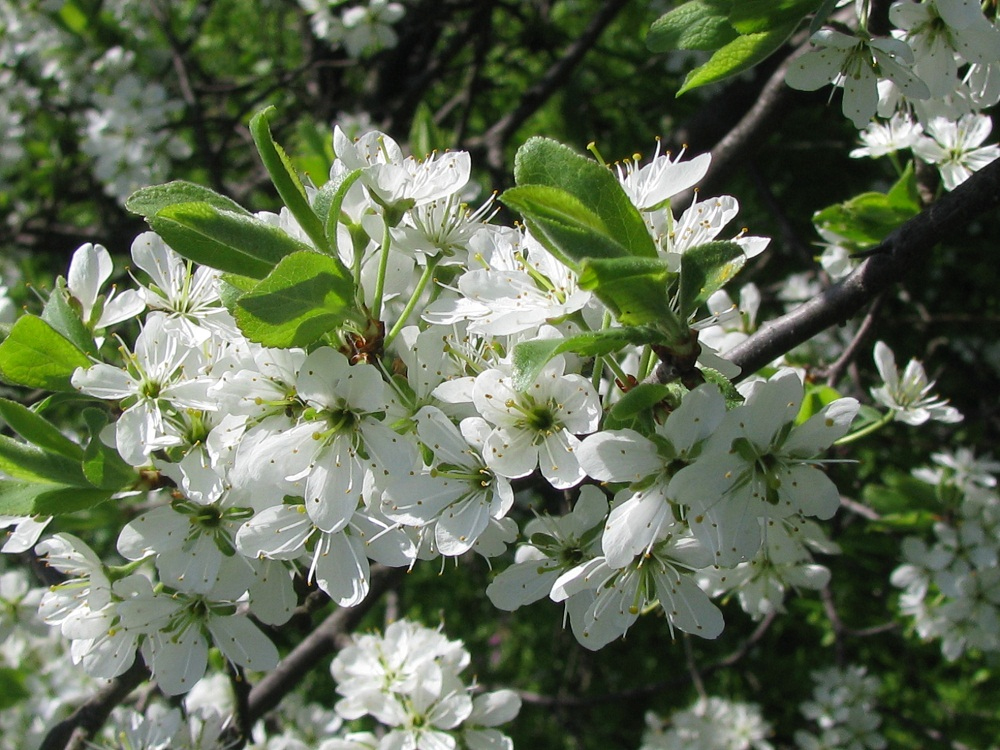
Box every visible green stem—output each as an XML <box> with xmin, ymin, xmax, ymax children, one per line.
<box><xmin>370</xmin><ymin>219</ymin><xmax>393</xmax><ymax>322</ymax></box>
<box><xmin>383</xmin><ymin>258</ymin><xmax>439</xmax><ymax>349</ymax></box>
<box><xmin>834</xmin><ymin>410</ymin><xmax>894</xmax><ymax>446</ymax></box>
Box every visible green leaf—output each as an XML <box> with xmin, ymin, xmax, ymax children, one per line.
<box><xmin>577</xmin><ymin>257</ymin><xmax>682</xmax><ymax>331</ymax></box>
<box><xmin>677</xmin><ymin>241</ymin><xmax>745</xmax><ymax>318</ymax></box>
<box><xmin>0</xmin><ymin>398</ymin><xmax>83</xmax><ymax>460</ymax></box>
<box><xmin>511</xmin><ymin>138</ymin><xmax>657</xmax><ymax>259</ymax></box>
<box><xmin>409</xmin><ymin>102</ymin><xmax>450</xmax><ymax>159</ymax></box>
<box><xmin>510</xmin><ymin>327</ymin><xmax>665</xmax><ymax>391</ymax></box>
<box><xmin>126</xmin><ymin>180</ymin><xmax>251</xmax><ymax>219</ymax></box>
<box><xmin>728</xmin><ymin>0</ymin><xmax>820</xmax><ymax>34</ymax></box>
<box><xmin>812</xmin><ymin>167</ymin><xmax>921</xmax><ymax>252</ymax></box>
<box><xmin>0</xmin><ymin>315</ymin><xmax>93</xmax><ymax>392</ymax></box>
<box><xmin>314</xmin><ymin>168</ymin><xmax>365</xmax><ymax>250</ymax></box>
<box><xmin>677</xmin><ymin>21</ymin><xmax>799</xmax><ymax>95</ymax></box>
<box><xmin>810</xmin><ymin>0</ymin><xmax>842</xmax><ymax>35</ymax></box>
<box><xmin>0</xmin><ymin>668</ymin><xmax>29</xmax><ymax>710</ymax></box>
<box><xmin>234</xmin><ymin>250</ymin><xmax>359</xmax><ymax>348</ymax></box>
<box><xmin>0</xmin><ymin>434</ymin><xmax>89</xmax><ymax>486</ymax></box>
<box><xmin>647</xmin><ymin>1</ymin><xmax>737</xmax><ymax>52</ymax></box>
<box><xmin>604</xmin><ymin>382</ymin><xmax>677</xmax><ymax>432</ymax></box>
<box><xmin>149</xmin><ymin>202</ymin><xmax>313</xmax><ymax>278</ymax></box>
<box><xmin>796</xmin><ymin>383</ymin><xmax>845</xmax><ymax>424</ymax></box>
<box><xmin>0</xmin><ymin>480</ymin><xmax>114</xmax><ymax>516</ymax></box>
<box><xmin>250</xmin><ymin>106</ymin><xmax>330</xmax><ymax>254</ymax></box>
<box><xmin>501</xmin><ymin>185</ymin><xmax>629</xmax><ymax>271</ymax></box>
<box><xmin>81</xmin><ymin>409</ymin><xmax>138</xmax><ymax>490</ymax></box>
<box><xmin>41</xmin><ymin>278</ymin><xmax>98</xmax><ymax>356</ymax></box>
<box><xmin>218</xmin><ymin>273</ymin><xmax>259</xmax><ymax>311</ymax></box>
<box><xmin>293</xmin><ymin>118</ymin><xmax>335</xmax><ymax>188</ymax></box>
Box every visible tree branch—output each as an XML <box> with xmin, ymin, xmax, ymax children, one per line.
<box><xmin>39</xmin><ymin>659</ymin><xmax>151</xmax><ymax>750</ymax></box>
<box><xmin>727</xmin><ymin>157</ymin><xmax>1000</xmax><ymax>380</ymax></box>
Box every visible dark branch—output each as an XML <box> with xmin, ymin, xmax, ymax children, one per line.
<box><xmin>727</xmin><ymin>157</ymin><xmax>1000</xmax><ymax>380</ymax></box>
<box><xmin>39</xmin><ymin>659</ymin><xmax>150</xmax><ymax>750</ymax></box>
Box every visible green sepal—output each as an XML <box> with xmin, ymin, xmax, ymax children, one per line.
<box><xmin>510</xmin><ymin>137</ymin><xmax>657</xmax><ymax>259</ymax></box>
<box><xmin>42</xmin><ymin>278</ymin><xmax>99</xmax><ymax>356</ymax></box>
<box><xmin>250</xmin><ymin>106</ymin><xmax>331</xmax><ymax>254</ymax></box>
<box><xmin>126</xmin><ymin>180</ymin><xmax>252</xmax><ymax>219</ymax></box>
<box><xmin>0</xmin><ymin>398</ymin><xmax>84</xmax><ymax>460</ymax></box>
<box><xmin>0</xmin><ymin>315</ymin><xmax>93</xmax><ymax>392</ymax></box>
<box><xmin>677</xmin><ymin>21</ymin><xmax>799</xmax><ymax>95</ymax></box>
<box><xmin>234</xmin><ymin>250</ymin><xmax>360</xmax><ymax>348</ymax></box>
<box><xmin>677</xmin><ymin>240</ymin><xmax>745</xmax><ymax>319</ymax></box>
<box><xmin>577</xmin><ymin>257</ymin><xmax>683</xmax><ymax>333</ymax></box>
<box><xmin>149</xmin><ymin>202</ymin><xmax>313</xmax><ymax>278</ymax></box>
<box><xmin>647</xmin><ymin>1</ymin><xmax>737</xmax><ymax>52</ymax></box>
<box><xmin>510</xmin><ymin>326</ymin><xmax>664</xmax><ymax>392</ymax></box>
<box><xmin>82</xmin><ymin>408</ymin><xmax>138</xmax><ymax>490</ymax></box>
<box><xmin>701</xmin><ymin>366</ymin><xmax>744</xmax><ymax>408</ymax></box>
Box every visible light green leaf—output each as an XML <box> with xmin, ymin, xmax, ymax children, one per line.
<box><xmin>728</xmin><ymin>0</ymin><xmax>821</xmax><ymax>34</ymax></box>
<box><xmin>234</xmin><ymin>250</ymin><xmax>360</xmax><ymax>348</ymax></box>
<box><xmin>0</xmin><ymin>434</ymin><xmax>89</xmax><ymax>486</ymax></box>
<box><xmin>501</xmin><ymin>185</ymin><xmax>631</xmax><ymax>272</ymax></box>
<box><xmin>0</xmin><ymin>480</ymin><xmax>113</xmax><ymax>517</ymax></box>
<box><xmin>0</xmin><ymin>315</ymin><xmax>93</xmax><ymax>392</ymax></box>
<box><xmin>0</xmin><ymin>398</ymin><xmax>83</xmax><ymax>460</ymax></box>
<box><xmin>511</xmin><ymin>327</ymin><xmax>665</xmax><ymax>391</ymax></box>
<box><xmin>677</xmin><ymin>241</ymin><xmax>745</xmax><ymax>318</ymax></box>
<box><xmin>677</xmin><ymin>21</ymin><xmax>799</xmax><ymax>95</ymax></box>
<box><xmin>313</xmin><ymin>168</ymin><xmax>364</xmax><ymax>250</ymax></box>
<box><xmin>150</xmin><ymin>202</ymin><xmax>313</xmax><ymax>278</ymax></box>
<box><xmin>577</xmin><ymin>257</ymin><xmax>682</xmax><ymax>331</ymax></box>
<box><xmin>250</xmin><ymin>106</ymin><xmax>330</xmax><ymax>254</ymax></box>
<box><xmin>812</xmin><ymin>167</ymin><xmax>920</xmax><ymax>252</ymax></box>
<box><xmin>647</xmin><ymin>1</ymin><xmax>737</xmax><ymax>52</ymax></box>
<box><xmin>511</xmin><ymin>138</ymin><xmax>657</xmax><ymax>259</ymax></box>
<box><xmin>126</xmin><ymin>180</ymin><xmax>251</xmax><ymax>219</ymax></box>
<box><xmin>41</xmin><ymin>278</ymin><xmax>98</xmax><ymax>356</ymax></box>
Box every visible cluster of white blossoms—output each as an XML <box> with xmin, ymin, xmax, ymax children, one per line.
<box><xmin>298</xmin><ymin>0</ymin><xmax>406</xmax><ymax>58</ymax></box>
<box><xmin>331</xmin><ymin>619</ymin><xmax>521</xmax><ymax>750</ymax></box>
<box><xmin>80</xmin><ymin>72</ymin><xmax>193</xmax><ymax>203</ymax></box>
<box><xmin>794</xmin><ymin>665</ymin><xmax>887</xmax><ymax>750</ymax></box>
<box><xmin>786</xmin><ymin>0</ymin><xmax>1000</xmax><ymax>189</ymax></box>
<box><xmin>640</xmin><ymin>698</ymin><xmax>774</xmax><ymax>750</ymax></box>
<box><xmin>891</xmin><ymin>450</ymin><xmax>1000</xmax><ymax>660</ymax></box>
<box><xmin>4</xmin><ymin>123</ymin><xmax>867</xmax><ymax>700</ymax></box>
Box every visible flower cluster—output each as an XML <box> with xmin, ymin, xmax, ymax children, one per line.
<box><xmin>640</xmin><ymin>697</ymin><xmax>774</xmax><ymax>750</ymax></box>
<box><xmin>891</xmin><ymin>450</ymin><xmax>1000</xmax><ymax>660</ymax></box>
<box><xmin>786</xmin><ymin>0</ymin><xmax>1000</xmax><ymax>189</ymax></box>
<box><xmin>794</xmin><ymin>665</ymin><xmax>887</xmax><ymax>750</ymax></box>
<box><xmin>330</xmin><ymin>619</ymin><xmax>521</xmax><ymax>750</ymax></box>
<box><xmin>0</xmin><ymin>122</ymin><xmax>872</xmax><ymax>696</ymax></box>
<box><xmin>298</xmin><ymin>0</ymin><xmax>406</xmax><ymax>58</ymax></box>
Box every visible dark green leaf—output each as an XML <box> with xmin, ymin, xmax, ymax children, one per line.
<box><xmin>250</xmin><ymin>106</ymin><xmax>330</xmax><ymax>254</ymax></box>
<box><xmin>234</xmin><ymin>250</ymin><xmax>360</xmax><ymax>348</ymax></box>
<box><xmin>0</xmin><ymin>398</ymin><xmax>83</xmax><ymax>460</ymax></box>
<box><xmin>0</xmin><ymin>668</ymin><xmax>29</xmax><ymax>709</ymax></box>
<box><xmin>728</xmin><ymin>0</ymin><xmax>821</xmax><ymax>34</ymax></box>
<box><xmin>126</xmin><ymin>180</ymin><xmax>251</xmax><ymax>219</ymax></box>
<box><xmin>0</xmin><ymin>315</ymin><xmax>93</xmax><ymax>392</ymax></box>
<box><xmin>647</xmin><ymin>1</ymin><xmax>737</xmax><ymax>52</ymax></box>
<box><xmin>82</xmin><ymin>408</ymin><xmax>138</xmax><ymax>490</ymax></box>
<box><xmin>678</xmin><ymin>241</ymin><xmax>745</xmax><ymax>318</ymax></box>
<box><xmin>149</xmin><ymin>202</ymin><xmax>313</xmax><ymax>278</ymax></box>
